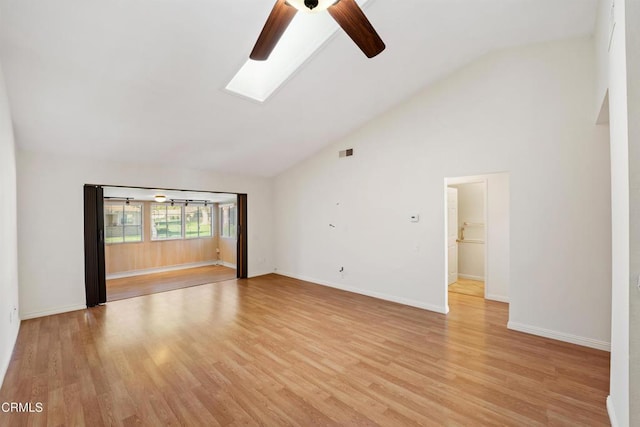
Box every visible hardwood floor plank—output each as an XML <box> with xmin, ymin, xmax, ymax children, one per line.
<box><xmin>0</xmin><ymin>274</ymin><xmax>610</xmax><ymax>426</ymax></box>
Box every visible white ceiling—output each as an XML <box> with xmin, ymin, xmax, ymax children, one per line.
<box><xmin>0</xmin><ymin>0</ymin><xmax>597</xmax><ymax>177</ymax></box>
<box><xmin>102</xmin><ymin>186</ymin><xmax>237</xmax><ymax>204</ymax></box>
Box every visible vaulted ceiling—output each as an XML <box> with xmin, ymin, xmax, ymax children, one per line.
<box><xmin>0</xmin><ymin>0</ymin><xmax>597</xmax><ymax>176</ymax></box>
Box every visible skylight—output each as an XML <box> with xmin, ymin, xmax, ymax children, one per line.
<box><xmin>225</xmin><ymin>0</ymin><xmax>370</xmax><ymax>103</ymax></box>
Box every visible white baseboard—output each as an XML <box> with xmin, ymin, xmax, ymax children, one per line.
<box><xmin>486</xmin><ymin>294</ymin><xmax>509</xmax><ymax>303</ymax></box>
<box><xmin>21</xmin><ymin>304</ymin><xmax>87</xmax><ymax>320</ymax></box>
<box><xmin>0</xmin><ymin>320</ymin><xmax>20</xmax><ymax>390</ymax></box>
<box><xmin>248</xmin><ymin>270</ymin><xmax>275</xmax><ymax>279</ymax></box>
<box><xmin>219</xmin><ymin>261</ymin><xmax>236</xmax><ymax>269</ymax></box>
<box><xmin>458</xmin><ymin>274</ymin><xmax>485</xmax><ymax>281</ymax></box>
<box><xmin>606</xmin><ymin>395</ymin><xmax>619</xmax><ymax>427</ymax></box>
<box><xmin>106</xmin><ymin>260</ymin><xmax>219</xmax><ymax>279</ymax></box>
<box><xmin>507</xmin><ymin>321</ymin><xmax>611</xmax><ymax>351</ymax></box>
<box><xmin>276</xmin><ymin>272</ymin><xmax>448</xmax><ymax>314</ymax></box>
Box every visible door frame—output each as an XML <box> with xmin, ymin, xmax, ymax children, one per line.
<box><xmin>83</xmin><ymin>184</ymin><xmax>248</xmax><ymax>307</ymax></box>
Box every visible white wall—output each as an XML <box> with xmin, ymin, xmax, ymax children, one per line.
<box><xmin>274</xmin><ymin>38</ymin><xmax>611</xmax><ymax>349</ymax></box>
<box><xmin>450</xmin><ymin>182</ymin><xmax>485</xmax><ymax>281</ymax></box>
<box><xmin>595</xmin><ymin>0</ymin><xmax>613</xmax><ymax>120</ymax></box>
<box><xmin>16</xmin><ymin>151</ymin><xmax>274</xmax><ymax>319</ymax></box>
<box><xmin>0</xmin><ymin>59</ymin><xmax>20</xmax><ymax>387</ymax></box>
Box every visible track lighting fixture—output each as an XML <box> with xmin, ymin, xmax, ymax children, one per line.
<box><xmin>105</xmin><ymin>192</ymin><xmax>225</xmax><ymax>208</ymax></box>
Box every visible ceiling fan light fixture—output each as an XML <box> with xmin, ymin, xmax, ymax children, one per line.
<box><xmin>286</xmin><ymin>0</ymin><xmax>339</xmax><ymax>13</ymax></box>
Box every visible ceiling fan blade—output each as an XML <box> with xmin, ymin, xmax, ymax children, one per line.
<box><xmin>250</xmin><ymin>0</ymin><xmax>297</xmax><ymax>61</ymax></box>
<box><xmin>328</xmin><ymin>0</ymin><xmax>385</xmax><ymax>58</ymax></box>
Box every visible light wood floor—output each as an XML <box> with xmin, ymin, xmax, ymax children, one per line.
<box><xmin>448</xmin><ymin>278</ymin><xmax>485</xmax><ymax>298</ymax></box>
<box><xmin>106</xmin><ymin>265</ymin><xmax>237</xmax><ymax>301</ymax></box>
<box><xmin>0</xmin><ymin>274</ymin><xmax>610</xmax><ymax>426</ymax></box>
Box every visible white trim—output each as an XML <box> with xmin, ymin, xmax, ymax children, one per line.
<box><xmin>458</xmin><ymin>274</ymin><xmax>485</xmax><ymax>281</ymax></box>
<box><xmin>106</xmin><ymin>260</ymin><xmax>219</xmax><ymax>279</ymax></box>
<box><xmin>248</xmin><ymin>270</ymin><xmax>275</xmax><ymax>279</ymax></box>
<box><xmin>507</xmin><ymin>321</ymin><xmax>611</xmax><ymax>351</ymax></box>
<box><xmin>0</xmin><ymin>320</ymin><xmax>20</xmax><ymax>389</ymax></box>
<box><xmin>486</xmin><ymin>294</ymin><xmax>509</xmax><ymax>303</ymax></box>
<box><xmin>219</xmin><ymin>261</ymin><xmax>237</xmax><ymax>269</ymax></box>
<box><xmin>607</xmin><ymin>395</ymin><xmax>619</xmax><ymax>427</ymax></box>
<box><xmin>21</xmin><ymin>304</ymin><xmax>87</xmax><ymax>320</ymax></box>
<box><xmin>277</xmin><ymin>271</ymin><xmax>448</xmax><ymax>314</ymax></box>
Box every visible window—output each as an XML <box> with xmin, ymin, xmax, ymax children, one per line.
<box><xmin>220</xmin><ymin>204</ymin><xmax>237</xmax><ymax>238</ymax></box>
<box><xmin>151</xmin><ymin>204</ymin><xmax>183</xmax><ymax>240</ymax></box>
<box><xmin>104</xmin><ymin>201</ymin><xmax>143</xmax><ymax>244</ymax></box>
<box><xmin>185</xmin><ymin>205</ymin><xmax>213</xmax><ymax>239</ymax></box>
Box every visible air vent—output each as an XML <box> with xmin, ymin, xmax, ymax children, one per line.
<box><xmin>339</xmin><ymin>149</ymin><xmax>354</xmax><ymax>158</ymax></box>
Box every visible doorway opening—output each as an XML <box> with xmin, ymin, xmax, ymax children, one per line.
<box><xmin>444</xmin><ymin>173</ymin><xmax>510</xmax><ymax>312</ymax></box>
<box><xmin>83</xmin><ymin>185</ymin><xmax>248</xmax><ymax>306</ymax></box>
<box><xmin>447</xmin><ymin>181</ymin><xmax>486</xmax><ymax>298</ymax></box>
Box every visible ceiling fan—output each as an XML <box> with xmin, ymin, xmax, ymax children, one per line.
<box><xmin>250</xmin><ymin>0</ymin><xmax>385</xmax><ymax>61</ymax></box>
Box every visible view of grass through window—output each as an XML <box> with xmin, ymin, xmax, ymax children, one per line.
<box><xmin>185</xmin><ymin>205</ymin><xmax>213</xmax><ymax>238</ymax></box>
<box><xmin>151</xmin><ymin>204</ymin><xmax>182</xmax><ymax>240</ymax></box>
<box><xmin>104</xmin><ymin>202</ymin><xmax>143</xmax><ymax>244</ymax></box>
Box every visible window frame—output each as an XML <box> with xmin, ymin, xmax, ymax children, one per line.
<box><xmin>103</xmin><ymin>200</ymin><xmax>144</xmax><ymax>245</ymax></box>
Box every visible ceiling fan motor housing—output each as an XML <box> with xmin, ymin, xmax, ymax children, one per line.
<box><xmin>304</xmin><ymin>0</ymin><xmax>319</xmax><ymax>10</ymax></box>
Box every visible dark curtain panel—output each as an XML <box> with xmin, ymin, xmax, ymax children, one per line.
<box><xmin>237</xmin><ymin>194</ymin><xmax>248</xmax><ymax>279</ymax></box>
<box><xmin>84</xmin><ymin>185</ymin><xmax>106</xmax><ymax>306</ymax></box>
